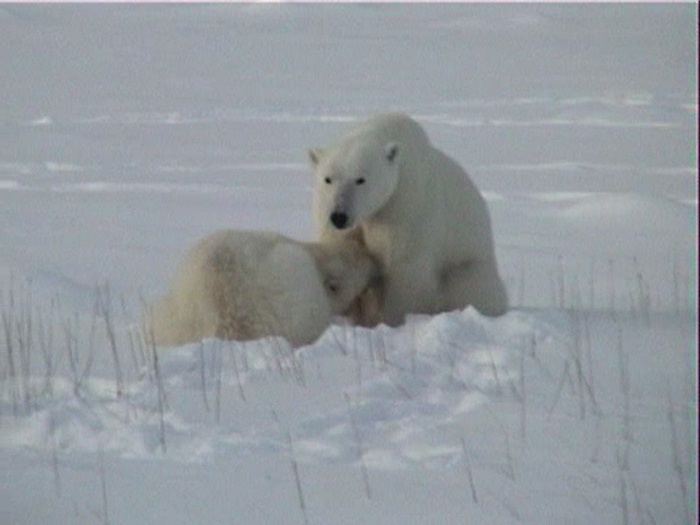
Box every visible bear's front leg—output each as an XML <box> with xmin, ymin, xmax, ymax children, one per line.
<box><xmin>381</xmin><ymin>259</ymin><xmax>441</xmax><ymax>327</ymax></box>
<box><xmin>345</xmin><ymin>283</ymin><xmax>383</xmax><ymax>328</ymax></box>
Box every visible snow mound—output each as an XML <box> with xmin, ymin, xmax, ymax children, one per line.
<box><xmin>0</xmin><ymin>308</ymin><xmax>560</xmax><ymax>468</ymax></box>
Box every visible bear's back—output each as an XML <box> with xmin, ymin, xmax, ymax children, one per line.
<box><xmin>255</xmin><ymin>241</ymin><xmax>333</xmax><ymax>344</ymax></box>
<box><xmin>153</xmin><ymin>230</ymin><xmax>334</xmax><ymax>347</ymax></box>
<box><xmin>199</xmin><ymin>231</ymin><xmax>332</xmax><ymax>345</ymax></box>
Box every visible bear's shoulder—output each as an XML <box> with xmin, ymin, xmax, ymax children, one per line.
<box><xmin>354</xmin><ymin>112</ymin><xmax>430</xmax><ymax>149</ymax></box>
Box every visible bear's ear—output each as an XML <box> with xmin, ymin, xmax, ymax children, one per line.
<box><xmin>308</xmin><ymin>148</ymin><xmax>324</xmax><ymax>168</ymax></box>
<box><xmin>384</xmin><ymin>142</ymin><xmax>399</xmax><ymax>164</ymax></box>
<box><xmin>324</xmin><ymin>276</ymin><xmax>340</xmax><ymax>295</ymax></box>
<box><xmin>344</xmin><ymin>226</ymin><xmax>366</xmax><ymax>246</ymax></box>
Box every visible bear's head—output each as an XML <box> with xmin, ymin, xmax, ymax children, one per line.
<box><xmin>310</xmin><ymin>139</ymin><xmax>400</xmax><ymax>231</ymax></box>
<box><xmin>311</xmin><ymin>233</ymin><xmax>381</xmax><ymax>316</ymax></box>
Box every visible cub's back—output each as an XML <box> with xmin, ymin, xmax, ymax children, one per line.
<box><xmin>255</xmin><ymin>241</ymin><xmax>333</xmax><ymax>344</ymax></box>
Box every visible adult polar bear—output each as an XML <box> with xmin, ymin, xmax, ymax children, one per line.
<box><xmin>310</xmin><ymin>112</ymin><xmax>508</xmax><ymax>326</ymax></box>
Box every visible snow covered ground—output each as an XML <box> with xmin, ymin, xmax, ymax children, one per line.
<box><xmin>1</xmin><ymin>4</ymin><xmax>697</xmax><ymax>524</ymax></box>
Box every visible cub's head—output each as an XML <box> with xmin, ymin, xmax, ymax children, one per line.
<box><xmin>309</xmin><ymin>139</ymin><xmax>400</xmax><ymax>231</ymax></box>
<box><xmin>312</xmin><ymin>234</ymin><xmax>381</xmax><ymax>316</ymax></box>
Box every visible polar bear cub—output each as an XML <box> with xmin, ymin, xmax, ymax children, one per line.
<box><xmin>310</xmin><ymin>112</ymin><xmax>508</xmax><ymax>326</ymax></box>
<box><xmin>146</xmin><ymin>230</ymin><xmax>378</xmax><ymax>348</ymax></box>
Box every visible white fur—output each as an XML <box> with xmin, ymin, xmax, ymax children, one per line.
<box><xmin>310</xmin><ymin>112</ymin><xmax>508</xmax><ymax>326</ymax></box>
<box><xmin>146</xmin><ymin>230</ymin><xmax>377</xmax><ymax>348</ymax></box>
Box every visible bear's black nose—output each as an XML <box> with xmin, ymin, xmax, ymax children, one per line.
<box><xmin>330</xmin><ymin>212</ymin><xmax>349</xmax><ymax>229</ymax></box>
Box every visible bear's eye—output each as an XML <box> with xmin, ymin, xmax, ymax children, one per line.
<box><xmin>327</xmin><ymin>282</ymin><xmax>339</xmax><ymax>294</ymax></box>
<box><xmin>324</xmin><ymin>177</ymin><xmax>332</xmax><ymax>184</ymax></box>
<box><xmin>355</xmin><ymin>177</ymin><xmax>366</xmax><ymax>185</ymax></box>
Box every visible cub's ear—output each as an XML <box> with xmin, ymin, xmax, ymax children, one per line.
<box><xmin>324</xmin><ymin>276</ymin><xmax>340</xmax><ymax>295</ymax></box>
<box><xmin>384</xmin><ymin>142</ymin><xmax>399</xmax><ymax>164</ymax></box>
<box><xmin>308</xmin><ymin>148</ymin><xmax>324</xmax><ymax>168</ymax></box>
<box><xmin>344</xmin><ymin>226</ymin><xmax>366</xmax><ymax>245</ymax></box>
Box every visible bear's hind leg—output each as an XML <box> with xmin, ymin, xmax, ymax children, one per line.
<box><xmin>441</xmin><ymin>260</ymin><xmax>508</xmax><ymax>317</ymax></box>
<box><xmin>381</xmin><ymin>261</ymin><xmax>441</xmax><ymax>326</ymax></box>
